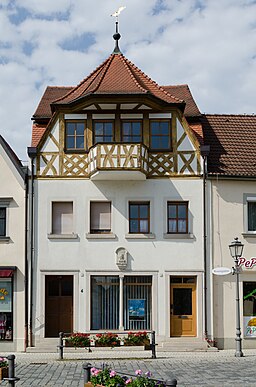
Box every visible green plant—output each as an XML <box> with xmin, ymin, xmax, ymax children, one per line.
<box><xmin>123</xmin><ymin>331</ymin><xmax>149</xmax><ymax>346</ymax></box>
<box><xmin>90</xmin><ymin>367</ymin><xmax>166</xmax><ymax>386</ymax></box>
<box><xmin>94</xmin><ymin>332</ymin><xmax>121</xmax><ymax>347</ymax></box>
<box><xmin>65</xmin><ymin>332</ymin><xmax>90</xmax><ymax>347</ymax></box>
<box><xmin>0</xmin><ymin>357</ymin><xmax>8</xmax><ymax>368</ymax></box>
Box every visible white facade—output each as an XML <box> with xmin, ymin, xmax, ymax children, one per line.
<box><xmin>211</xmin><ymin>179</ymin><xmax>256</xmax><ymax>349</ymax></box>
<box><xmin>0</xmin><ymin>136</ymin><xmax>26</xmax><ymax>352</ymax></box>
<box><xmin>33</xmin><ymin>177</ymin><xmax>205</xmax><ymax>344</ymax></box>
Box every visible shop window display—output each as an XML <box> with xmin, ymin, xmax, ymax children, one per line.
<box><xmin>0</xmin><ymin>278</ymin><xmax>13</xmax><ymax>341</ymax></box>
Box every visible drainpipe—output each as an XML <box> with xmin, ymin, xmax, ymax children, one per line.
<box><xmin>24</xmin><ymin>167</ymin><xmax>29</xmax><ymax>349</ymax></box>
<box><xmin>27</xmin><ymin>146</ymin><xmax>37</xmax><ymax>347</ymax></box>
<box><xmin>200</xmin><ymin>145</ymin><xmax>210</xmax><ymax>340</ymax></box>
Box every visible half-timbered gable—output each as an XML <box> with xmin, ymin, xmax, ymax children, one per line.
<box><xmin>32</xmin><ymin>53</ymin><xmax>203</xmax><ymax>179</ymax></box>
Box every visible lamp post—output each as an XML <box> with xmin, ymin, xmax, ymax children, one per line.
<box><xmin>229</xmin><ymin>237</ymin><xmax>244</xmax><ymax>357</ymax></box>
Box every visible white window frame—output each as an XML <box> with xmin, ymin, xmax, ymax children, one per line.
<box><xmin>48</xmin><ymin>200</ymin><xmax>78</xmax><ymax>239</ymax></box>
<box><xmin>243</xmin><ymin>195</ymin><xmax>256</xmax><ymax>236</ymax></box>
<box><xmin>0</xmin><ymin>198</ymin><xmax>12</xmax><ymax>242</ymax></box>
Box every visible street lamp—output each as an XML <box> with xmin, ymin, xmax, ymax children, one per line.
<box><xmin>229</xmin><ymin>237</ymin><xmax>244</xmax><ymax>357</ymax></box>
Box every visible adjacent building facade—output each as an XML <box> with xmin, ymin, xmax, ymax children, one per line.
<box><xmin>203</xmin><ymin>114</ymin><xmax>256</xmax><ymax>349</ymax></box>
<box><xmin>0</xmin><ymin>135</ymin><xmax>27</xmax><ymax>352</ymax></box>
<box><xmin>28</xmin><ymin>38</ymin><xmax>210</xmax><ymax>349</ymax></box>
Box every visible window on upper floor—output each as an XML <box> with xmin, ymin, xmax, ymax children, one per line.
<box><xmin>0</xmin><ymin>207</ymin><xmax>6</xmax><ymax>237</ymax></box>
<box><xmin>94</xmin><ymin>121</ymin><xmax>114</xmax><ymax>143</ymax></box>
<box><xmin>167</xmin><ymin>201</ymin><xmax>188</xmax><ymax>234</ymax></box>
<box><xmin>90</xmin><ymin>201</ymin><xmax>111</xmax><ymax>234</ymax></box>
<box><xmin>248</xmin><ymin>200</ymin><xmax>256</xmax><ymax>232</ymax></box>
<box><xmin>121</xmin><ymin>121</ymin><xmax>142</xmax><ymax>142</ymax></box>
<box><xmin>129</xmin><ymin>202</ymin><xmax>150</xmax><ymax>233</ymax></box>
<box><xmin>150</xmin><ymin>120</ymin><xmax>171</xmax><ymax>150</ymax></box>
<box><xmin>52</xmin><ymin>202</ymin><xmax>73</xmax><ymax>235</ymax></box>
<box><xmin>65</xmin><ymin>121</ymin><xmax>86</xmax><ymax>151</ymax></box>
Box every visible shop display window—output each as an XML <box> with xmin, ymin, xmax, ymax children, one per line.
<box><xmin>243</xmin><ymin>282</ymin><xmax>256</xmax><ymax>338</ymax></box>
<box><xmin>0</xmin><ymin>278</ymin><xmax>13</xmax><ymax>341</ymax></box>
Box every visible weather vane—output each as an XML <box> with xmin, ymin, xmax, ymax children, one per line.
<box><xmin>111</xmin><ymin>6</ymin><xmax>126</xmax><ymax>54</ymax></box>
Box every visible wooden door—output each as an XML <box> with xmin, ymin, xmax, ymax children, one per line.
<box><xmin>170</xmin><ymin>282</ymin><xmax>196</xmax><ymax>337</ymax></box>
<box><xmin>45</xmin><ymin>275</ymin><xmax>73</xmax><ymax>337</ymax></box>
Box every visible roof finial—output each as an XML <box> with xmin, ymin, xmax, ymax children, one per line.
<box><xmin>111</xmin><ymin>6</ymin><xmax>126</xmax><ymax>54</ymax></box>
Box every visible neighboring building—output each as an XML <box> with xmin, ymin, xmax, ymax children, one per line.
<box><xmin>203</xmin><ymin>114</ymin><xmax>256</xmax><ymax>349</ymax></box>
<box><xmin>0</xmin><ymin>135</ymin><xmax>27</xmax><ymax>352</ymax></box>
<box><xmin>28</xmin><ymin>34</ymin><xmax>209</xmax><ymax>350</ymax></box>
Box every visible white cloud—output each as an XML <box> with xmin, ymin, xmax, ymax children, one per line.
<box><xmin>0</xmin><ymin>0</ymin><xmax>256</xmax><ymax>160</ymax></box>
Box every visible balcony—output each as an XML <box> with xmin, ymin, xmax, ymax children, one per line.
<box><xmin>88</xmin><ymin>143</ymin><xmax>148</xmax><ymax>180</ymax></box>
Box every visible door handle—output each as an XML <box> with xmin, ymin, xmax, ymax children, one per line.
<box><xmin>178</xmin><ymin>315</ymin><xmax>188</xmax><ymax>319</ymax></box>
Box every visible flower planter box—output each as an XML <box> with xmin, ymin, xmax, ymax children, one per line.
<box><xmin>0</xmin><ymin>367</ymin><xmax>8</xmax><ymax>381</ymax></box>
<box><xmin>65</xmin><ymin>341</ymin><xmax>90</xmax><ymax>348</ymax></box>
<box><xmin>94</xmin><ymin>342</ymin><xmax>120</xmax><ymax>347</ymax></box>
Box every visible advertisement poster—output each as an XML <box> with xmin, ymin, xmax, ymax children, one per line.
<box><xmin>128</xmin><ymin>299</ymin><xmax>145</xmax><ymax>321</ymax></box>
<box><xmin>0</xmin><ymin>280</ymin><xmax>12</xmax><ymax>313</ymax></box>
<box><xmin>244</xmin><ymin>316</ymin><xmax>256</xmax><ymax>338</ymax></box>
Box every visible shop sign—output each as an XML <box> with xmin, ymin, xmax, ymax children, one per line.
<box><xmin>238</xmin><ymin>258</ymin><xmax>256</xmax><ymax>269</ymax></box>
<box><xmin>244</xmin><ymin>316</ymin><xmax>256</xmax><ymax>337</ymax></box>
<box><xmin>212</xmin><ymin>267</ymin><xmax>231</xmax><ymax>276</ymax></box>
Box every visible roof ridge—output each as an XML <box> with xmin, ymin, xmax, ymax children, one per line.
<box><xmin>204</xmin><ymin>113</ymin><xmax>256</xmax><ymax>117</ymax></box>
<box><xmin>125</xmin><ymin>57</ymin><xmax>184</xmax><ymax>103</ymax></box>
<box><xmin>119</xmin><ymin>55</ymin><xmax>148</xmax><ymax>94</ymax></box>
<box><xmin>89</xmin><ymin>55</ymin><xmax>115</xmax><ymax>94</ymax></box>
<box><xmin>47</xmin><ymin>86</ymin><xmax>74</xmax><ymax>89</ymax></box>
<box><xmin>162</xmin><ymin>84</ymin><xmax>188</xmax><ymax>88</ymax></box>
<box><xmin>52</xmin><ymin>56</ymin><xmax>112</xmax><ymax>104</ymax></box>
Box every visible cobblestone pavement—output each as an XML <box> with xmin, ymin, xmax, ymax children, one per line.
<box><xmin>1</xmin><ymin>349</ymin><xmax>256</xmax><ymax>386</ymax></box>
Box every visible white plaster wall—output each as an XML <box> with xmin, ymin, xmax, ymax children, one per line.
<box><xmin>212</xmin><ymin>179</ymin><xmax>256</xmax><ymax>348</ymax></box>
<box><xmin>34</xmin><ymin>177</ymin><xmax>204</xmax><ymax>340</ymax></box>
<box><xmin>0</xmin><ymin>152</ymin><xmax>26</xmax><ymax>352</ymax></box>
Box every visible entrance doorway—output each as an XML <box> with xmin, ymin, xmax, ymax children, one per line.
<box><xmin>45</xmin><ymin>275</ymin><xmax>73</xmax><ymax>337</ymax></box>
<box><xmin>170</xmin><ymin>276</ymin><xmax>196</xmax><ymax>337</ymax></box>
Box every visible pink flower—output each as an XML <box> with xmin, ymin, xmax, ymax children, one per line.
<box><xmin>91</xmin><ymin>367</ymin><xmax>100</xmax><ymax>376</ymax></box>
<box><xmin>126</xmin><ymin>378</ymin><xmax>132</xmax><ymax>384</ymax></box>
<box><xmin>135</xmin><ymin>369</ymin><xmax>142</xmax><ymax>375</ymax></box>
<box><xmin>110</xmin><ymin>370</ymin><xmax>116</xmax><ymax>377</ymax></box>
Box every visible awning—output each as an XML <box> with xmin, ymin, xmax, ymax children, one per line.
<box><xmin>0</xmin><ymin>267</ymin><xmax>16</xmax><ymax>277</ymax></box>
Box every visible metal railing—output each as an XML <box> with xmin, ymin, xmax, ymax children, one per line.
<box><xmin>0</xmin><ymin>354</ymin><xmax>20</xmax><ymax>386</ymax></box>
<box><xmin>57</xmin><ymin>330</ymin><xmax>157</xmax><ymax>360</ymax></box>
<box><xmin>83</xmin><ymin>362</ymin><xmax>177</xmax><ymax>386</ymax></box>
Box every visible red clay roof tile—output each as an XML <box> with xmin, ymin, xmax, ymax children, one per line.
<box><xmin>202</xmin><ymin>114</ymin><xmax>256</xmax><ymax>177</ymax></box>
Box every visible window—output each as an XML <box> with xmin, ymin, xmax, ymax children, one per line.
<box><xmin>0</xmin><ymin>207</ymin><xmax>6</xmax><ymax>237</ymax></box>
<box><xmin>167</xmin><ymin>201</ymin><xmax>188</xmax><ymax>233</ymax></box>
<box><xmin>0</xmin><ymin>277</ymin><xmax>13</xmax><ymax>341</ymax></box>
<box><xmin>91</xmin><ymin>275</ymin><xmax>152</xmax><ymax>330</ymax></box>
<box><xmin>94</xmin><ymin>121</ymin><xmax>114</xmax><ymax>143</ymax></box>
<box><xmin>122</xmin><ymin>121</ymin><xmax>142</xmax><ymax>142</ymax></box>
<box><xmin>129</xmin><ymin>202</ymin><xmax>150</xmax><ymax>233</ymax></box>
<box><xmin>65</xmin><ymin>121</ymin><xmax>86</xmax><ymax>151</ymax></box>
<box><xmin>248</xmin><ymin>201</ymin><xmax>256</xmax><ymax>231</ymax></box>
<box><xmin>243</xmin><ymin>282</ymin><xmax>256</xmax><ymax>338</ymax></box>
<box><xmin>90</xmin><ymin>202</ymin><xmax>111</xmax><ymax>233</ymax></box>
<box><xmin>52</xmin><ymin>202</ymin><xmax>73</xmax><ymax>234</ymax></box>
<box><xmin>150</xmin><ymin>120</ymin><xmax>171</xmax><ymax>150</ymax></box>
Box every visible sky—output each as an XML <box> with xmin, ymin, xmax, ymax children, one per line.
<box><xmin>0</xmin><ymin>0</ymin><xmax>256</xmax><ymax>161</ymax></box>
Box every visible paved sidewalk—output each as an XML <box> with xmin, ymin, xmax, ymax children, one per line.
<box><xmin>1</xmin><ymin>349</ymin><xmax>256</xmax><ymax>386</ymax></box>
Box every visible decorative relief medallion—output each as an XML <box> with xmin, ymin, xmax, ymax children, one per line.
<box><xmin>115</xmin><ymin>247</ymin><xmax>128</xmax><ymax>270</ymax></box>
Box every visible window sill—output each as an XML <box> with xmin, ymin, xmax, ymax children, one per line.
<box><xmin>0</xmin><ymin>236</ymin><xmax>10</xmax><ymax>243</ymax></box>
<box><xmin>163</xmin><ymin>233</ymin><xmax>194</xmax><ymax>239</ymax></box>
<box><xmin>242</xmin><ymin>232</ymin><xmax>256</xmax><ymax>238</ymax></box>
<box><xmin>86</xmin><ymin>233</ymin><xmax>117</xmax><ymax>239</ymax></box>
<box><xmin>125</xmin><ymin>233</ymin><xmax>156</xmax><ymax>239</ymax></box>
<box><xmin>47</xmin><ymin>233</ymin><xmax>78</xmax><ymax>240</ymax></box>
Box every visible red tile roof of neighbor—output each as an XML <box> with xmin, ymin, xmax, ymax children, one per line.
<box><xmin>31</xmin><ymin>124</ymin><xmax>47</xmax><ymax>147</ymax></box>
<box><xmin>202</xmin><ymin>114</ymin><xmax>256</xmax><ymax>177</ymax></box>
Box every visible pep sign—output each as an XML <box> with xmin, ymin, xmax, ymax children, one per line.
<box><xmin>238</xmin><ymin>258</ymin><xmax>256</xmax><ymax>269</ymax></box>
